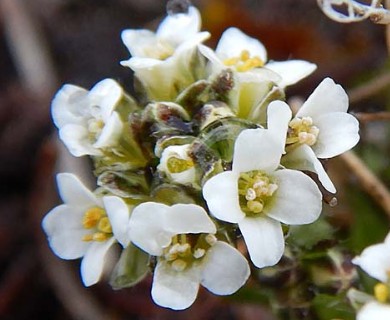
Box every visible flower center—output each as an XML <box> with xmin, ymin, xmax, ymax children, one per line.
<box><xmin>286</xmin><ymin>116</ymin><xmax>319</xmax><ymax>146</ymax></box>
<box><xmin>374</xmin><ymin>282</ymin><xmax>390</xmax><ymax>303</ymax></box>
<box><xmin>144</xmin><ymin>40</ymin><xmax>175</xmax><ymax>60</ymax></box>
<box><xmin>166</xmin><ymin>156</ymin><xmax>195</xmax><ymax>173</ymax></box>
<box><xmin>238</xmin><ymin>171</ymin><xmax>278</xmax><ymax>216</ymax></box>
<box><xmin>82</xmin><ymin>207</ymin><xmax>113</xmax><ymax>242</ymax></box>
<box><xmin>223</xmin><ymin>50</ymin><xmax>264</xmax><ymax>72</ymax></box>
<box><xmin>87</xmin><ymin>118</ymin><xmax>104</xmax><ymax>143</ymax></box>
<box><xmin>162</xmin><ymin>233</ymin><xmax>217</xmax><ymax>271</ymax></box>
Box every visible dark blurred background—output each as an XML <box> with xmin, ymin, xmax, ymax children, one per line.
<box><xmin>0</xmin><ymin>0</ymin><xmax>389</xmax><ymax>319</ymax></box>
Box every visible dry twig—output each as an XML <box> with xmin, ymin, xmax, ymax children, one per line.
<box><xmin>340</xmin><ymin>151</ymin><xmax>390</xmax><ymax>218</ymax></box>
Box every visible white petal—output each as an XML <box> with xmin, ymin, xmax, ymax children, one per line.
<box><xmin>80</xmin><ymin>238</ymin><xmax>116</xmax><ymax>286</ymax></box>
<box><xmin>152</xmin><ymin>260</ymin><xmax>201</xmax><ymax>310</ymax></box>
<box><xmin>51</xmin><ymin>84</ymin><xmax>89</xmax><ymax>128</ymax></box>
<box><xmin>232</xmin><ymin>128</ymin><xmax>281</xmax><ymax>173</ymax></box>
<box><xmin>267</xmin><ymin>169</ymin><xmax>322</xmax><ymax>225</ymax></box>
<box><xmin>128</xmin><ymin>202</ymin><xmax>173</xmax><ymax>256</ymax></box>
<box><xmin>121</xmin><ymin>56</ymin><xmax>164</xmax><ymax>70</ymax></box>
<box><xmin>93</xmin><ymin>112</ymin><xmax>123</xmax><ymax>149</ymax></box>
<box><xmin>202</xmin><ymin>171</ymin><xmax>244</xmax><ymax>223</ymax></box>
<box><xmin>266</xmin><ymin>100</ymin><xmax>292</xmax><ymax>153</ymax></box>
<box><xmin>198</xmin><ymin>44</ymin><xmax>223</xmax><ymax>65</ymax></box>
<box><xmin>56</xmin><ymin>173</ymin><xmax>100</xmax><ymax>207</ymax></box>
<box><xmin>239</xmin><ymin>216</ymin><xmax>284</xmax><ymax>268</ymax></box>
<box><xmin>59</xmin><ymin>124</ymin><xmax>102</xmax><ymax>157</ymax></box>
<box><xmin>89</xmin><ymin>79</ymin><xmax>123</xmax><ymax>121</ymax></box>
<box><xmin>216</xmin><ymin>27</ymin><xmax>267</xmax><ymax>62</ymax></box>
<box><xmin>357</xmin><ymin>301</ymin><xmax>390</xmax><ymax>320</ymax></box>
<box><xmin>201</xmin><ymin>241</ymin><xmax>250</xmax><ymax>295</ymax></box>
<box><xmin>157</xmin><ymin>6</ymin><xmax>201</xmax><ymax>47</ymax></box>
<box><xmin>265</xmin><ymin>60</ymin><xmax>317</xmax><ymax>88</ymax></box>
<box><xmin>296</xmin><ymin>77</ymin><xmax>349</xmax><ymax>118</ymax></box>
<box><xmin>165</xmin><ymin>204</ymin><xmax>216</xmax><ymax>234</ymax></box>
<box><xmin>312</xmin><ymin>112</ymin><xmax>360</xmax><ymax>158</ymax></box>
<box><xmin>352</xmin><ymin>242</ymin><xmax>390</xmax><ymax>282</ymax></box>
<box><xmin>42</xmin><ymin>205</ymin><xmax>89</xmax><ymax>259</ymax></box>
<box><xmin>103</xmin><ymin>196</ymin><xmax>131</xmax><ymax>248</ymax></box>
<box><xmin>121</xmin><ymin>29</ymin><xmax>158</xmax><ymax>58</ymax></box>
<box><xmin>282</xmin><ymin>144</ymin><xmax>336</xmax><ymax>193</ymax></box>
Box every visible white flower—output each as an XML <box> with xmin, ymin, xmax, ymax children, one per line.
<box><xmin>286</xmin><ymin>77</ymin><xmax>359</xmax><ymax>159</ymax></box>
<box><xmin>128</xmin><ymin>202</ymin><xmax>250</xmax><ymax>310</ymax></box>
<box><xmin>121</xmin><ymin>6</ymin><xmax>210</xmax><ymax>101</ymax></box>
<box><xmin>52</xmin><ymin>79</ymin><xmax>124</xmax><ymax>157</ymax></box>
<box><xmin>352</xmin><ymin>231</ymin><xmax>390</xmax><ymax>283</ymax></box>
<box><xmin>42</xmin><ymin>173</ymin><xmax>131</xmax><ymax>286</ymax></box>
<box><xmin>357</xmin><ymin>301</ymin><xmax>390</xmax><ymax>320</ymax></box>
<box><xmin>279</xmin><ymin>78</ymin><xmax>359</xmax><ymax>193</ymax></box>
<box><xmin>199</xmin><ymin>27</ymin><xmax>316</xmax><ymax>88</ymax></box>
<box><xmin>157</xmin><ymin>144</ymin><xmax>196</xmax><ymax>185</ymax></box>
<box><xmin>203</xmin><ymin>102</ymin><xmax>322</xmax><ymax>268</ymax></box>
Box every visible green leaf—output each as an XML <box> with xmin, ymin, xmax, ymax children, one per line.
<box><xmin>110</xmin><ymin>243</ymin><xmax>150</xmax><ymax>289</ymax></box>
<box><xmin>312</xmin><ymin>294</ymin><xmax>355</xmax><ymax>320</ymax></box>
<box><xmin>288</xmin><ymin>216</ymin><xmax>335</xmax><ymax>250</ymax></box>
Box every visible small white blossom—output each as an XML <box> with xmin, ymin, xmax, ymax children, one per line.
<box><xmin>279</xmin><ymin>78</ymin><xmax>359</xmax><ymax>193</ymax></box>
<box><xmin>128</xmin><ymin>202</ymin><xmax>250</xmax><ymax>310</ymax></box>
<box><xmin>203</xmin><ymin>102</ymin><xmax>322</xmax><ymax>268</ymax></box>
<box><xmin>157</xmin><ymin>144</ymin><xmax>196</xmax><ymax>185</ymax></box>
<box><xmin>199</xmin><ymin>27</ymin><xmax>316</xmax><ymax>88</ymax></box>
<box><xmin>42</xmin><ymin>173</ymin><xmax>131</xmax><ymax>286</ymax></box>
<box><xmin>52</xmin><ymin>79</ymin><xmax>124</xmax><ymax>157</ymax></box>
<box><xmin>121</xmin><ymin>6</ymin><xmax>210</xmax><ymax>101</ymax></box>
<box><xmin>352</xmin><ymin>231</ymin><xmax>390</xmax><ymax>283</ymax></box>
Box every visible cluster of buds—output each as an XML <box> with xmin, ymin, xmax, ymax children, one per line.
<box><xmin>42</xmin><ymin>3</ymin><xmax>360</xmax><ymax>310</ymax></box>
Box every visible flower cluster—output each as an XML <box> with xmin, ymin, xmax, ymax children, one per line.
<box><xmin>42</xmin><ymin>5</ymin><xmax>360</xmax><ymax>310</ymax></box>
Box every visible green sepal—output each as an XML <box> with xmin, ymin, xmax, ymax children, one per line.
<box><xmin>198</xmin><ymin>117</ymin><xmax>258</xmax><ymax>162</ymax></box>
<box><xmin>97</xmin><ymin>170</ymin><xmax>150</xmax><ymax>202</ymax></box>
<box><xmin>151</xmin><ymin>183</ymin><xmax>197</xmax><ymax>205</ymax></box>
<box><xmin>154</xmin><ymin>135</ymin><xmax>196</xmax><ymax>158</ymax></box>
<box><xmin>109</xmin><ymin>243</ymin><xmax>150</xmax><ymax>289</ymax></box>
<box><xmin>175</xmin><ymin>79</ymin><xmax>211</xmax><ymax>116</ymax></box>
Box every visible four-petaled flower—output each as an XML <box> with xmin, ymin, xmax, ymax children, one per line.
<box><xmin>121</xmin><ymin>6</ymin><xmax>210</xmax><ymax>100</ymax></box>
<box><xmin>281</xmin><ymin>78</ymin><xmax>359</xmax><ymax>193</ymax></box>
<box><xmin>51</xmin><ymin>79</ymin><xmax>124</xmax><ymax>157</ymax></box>
<box><xmin>42</xmin><ymin>173</ymin><xmax>131</xmax><ymax>286</ymax></box>
<box><xmin>203</xmin><ymin>103</ymin><xmax>323</xmax><ymax>268</ymax></box>
<box><xmin>128</xmin><ymin>202</ymin><xmax>250</xmax><ymax>310</ymax></box>
<box><xmin>199</xmin><ymin>27</ymin><xmax>316</xmax><ymax>87</ymax></box>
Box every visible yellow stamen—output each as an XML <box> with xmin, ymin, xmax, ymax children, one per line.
<box><xmin>93</xmin><ymin>232</ymin><xmax>110</xmax><ymax>242</ymax></box>
<box><xmin>82</xmin><ymin>234</ymin><xmax>94</xmax><ymax>242</ymax></box>
<box><xmin>223</xmin><ymin>49</ymin><xmax>264</xmax><ymax>72</ymax></box>
<box><xmin>374</xmin><ymin>283</ymin><xmax>389</xmax><ymax>303</ymax></box>
<box><xmin>287</xmin><ymin>116</ymin><xmax>319</xmax><ymax>147</ymax></box>
<box><xmin>167</xmin><ymin>156</ymin><xmax>194</xmax><ymax>173</ymax></box>
<box><xmin>83</xmin><ymin>207</ymin><xmax>105</xmax><ymax>229</ymax></box>
<box><xmin>98</xmin><ymin>217</ymin><xmax>112</xmax><ymax>233</ymax></box>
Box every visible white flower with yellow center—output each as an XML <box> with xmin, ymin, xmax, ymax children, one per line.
<box><xmin>121</xmin><ymin>6</ymin><xmax>210</xmax><ymax>101</ymax></box>
<box><xmin>199</xmin><ymin>27</ymin><xmax>316</xmax><ymax>87</ymax></box>
<box><xmin>42</xmin><ymin>173</ymin><xmax>131</xmax><ymax>286</ymax></box>
<box><xmin>52</xmin><ymin>79</ymin><xmax>124</xmax><ymax>157</ymax></box>
<box><xmin>285</xmin><ymin>77</ymin><xmax>359</xmax><ymax>159</ymax></box>
<box><xmin>202</xmin><ymin>103</ymin><xmax>322</xmax><ymax>268</ymax></box>
<box><xmin>279</xmin><ymin>78</ymin><xmax>360</xmax><ymax>193</ymax></box>
<box><xmin>128</xmin><ymin>202</ymin><xmax>250</xmax><ymax>310</ymax></box>
<box><xmin>157</xmin><ymin>144</ymin><xmax>196</xmax><ymax>185</ymax></box>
